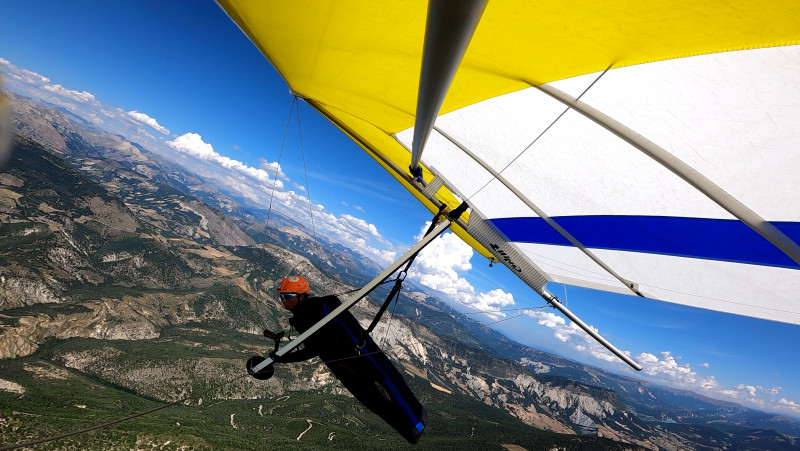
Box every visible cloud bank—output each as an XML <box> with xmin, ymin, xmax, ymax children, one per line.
<box><xmin>524</xmin><ymin>306</ymin><xmax>800</xmax><ymax>417</ymax></box>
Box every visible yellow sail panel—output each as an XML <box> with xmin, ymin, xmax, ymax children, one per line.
<box><xmin>218</xmin><ymin>0</ymin><xmax>799</xmax><ymax>135</ymax></box>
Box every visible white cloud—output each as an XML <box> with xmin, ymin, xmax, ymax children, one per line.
<box><xmin>699</xmin><ymin>376</ymin><xmax>718</xmax><ymax>390</ymax></box>
<box><xmin>590</xmin><ymin>349</ymin><xmax>617</xmax><ymax>362</ymax></box>
<box><xmin>530</xmin><ymin>310</ymin><xmax>566</xmax><ymax>329</ymax></box>
<box><xmin>639</xmin><ymin>351</ymin><xmax>695</xmax><ymax>381</ymax></box>
<box><xmin>699</xmin><ymin>362</ymin><xmax>710</xmax><ymax>368</ymax></box>
<box><xmin>404</xmin><ymin>224</ymin><xmax>518</xmax><ymax>317</ymax></box>
<box><xmin>167</xmin><ymin>132</ymin><xmax>283</xmax><ymax>189</ymax></box>
<box><xmin>2</xmin><ymin>58</ymin><xmax>49</xmax><ymax>85</ymax></box>
<box><xmin>161</xmin><ymin>133</ymin><xmax>400</xmax><ymax>265</ymax></box>
<box><xmin>524</xmin><ymin>308</ymin><xmax>605</xmax><ymax>355</ymax></box>
<box><xmin>2</xmin><ymin>59</ymin><xmax>172</xmax><ymax>150</ymax></box>
<box><xmin>628</xmin><ymin>353</ymin><xmax>799</xmax><ymax>416</ymax></box>
<box><xmin>778</xmin><ymin>399</ymin><xmax>800</xmax><ymax>414</ymax></box>
<box><xmin>264</xmin><ymin>193</ymin><xmax>396</xmax><ymax>265</ymax></box>
<box><xmin>474</xmin><ymin>289</ymin><xmax>515</xmax><ymax>315</ymax></box>
<box><xmin>128</xmin><ymin>111</ymin><xmax>169</xmax><ymax>134</ymax></box>
<box><xmin>736</xmin><ymin>384</ymin><xmax>758</xmax><ymax>397</ymax></box>
<box><xmin>259</xmin><ymin>158</ymin><xmax>284</xmax><ymax>178</ymax></box>
<box><xmin>43</xmin><ymin>83</ymin><xmax>96</xmax><ymax>104</ymax></box>
<box><xmin>168</xmin><ymin>132</ymin><xmax>218</xmax><ymax>159</ymax></box>
<box><xmin>719</xmin><ymin>389</ymin><xmax>740</xmax><ymax>398</ymax></box>
<box><xmin>518</xmin><ymin>310</ymin><xmax>750</xmax><ymax>403</ymax></box>
<box><xmin>734</xmin><ymin>384</ymin><xmax>782</xmax><ymax>398</ymax></box>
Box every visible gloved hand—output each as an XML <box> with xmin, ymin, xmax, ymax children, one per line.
<box><xmin>246</xmin><ymin>355</ymin><xmax>275</xmax><ymax>380</ymax></box>
<box><xmin>268</xmin><ymin>350</ymin><xmax>283</xmax><ymax>363</ymax></box>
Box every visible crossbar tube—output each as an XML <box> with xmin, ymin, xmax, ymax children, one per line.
<box><xmin>542</xmin><ymin>289</ymin><xmax>642</xmax><ymax>371</ymax></box>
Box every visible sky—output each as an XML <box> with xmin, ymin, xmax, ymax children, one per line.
<box><xmin>2</xmin><ymin>1</ymin><xmax>799</xmax><ymax>418</ymax></box>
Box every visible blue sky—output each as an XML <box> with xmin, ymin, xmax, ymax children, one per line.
<box><xmin>3</xmin><ymin>0</ymin><xmax>800</xmax><ymax>417</ymax></box>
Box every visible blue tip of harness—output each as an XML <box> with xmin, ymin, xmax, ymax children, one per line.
<box><xmin>415</xmin><ymin>421</ymin><xmax>425</xmax><ymax>432</ymax></box>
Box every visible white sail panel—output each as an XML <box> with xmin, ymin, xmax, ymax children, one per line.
<box><xmin>394</xmin><ymin>46</ymin><xmax>800</xmax><ymax>324</ymax></box>
<box><xmin>513</xmin><ymin>243</ymin><xmax>631</xmax><ymax>292</ymax></box>
<box><xmin>591</xmin><ymin>249</ymin><xmax>800</xmax><ymax>325</ymax></box>
<box><xmin>564</xmin><ymin>46</ymin><xmax>800</xmax><ymax>222</ymax></box>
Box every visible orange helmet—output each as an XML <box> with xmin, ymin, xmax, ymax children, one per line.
<box><xmin>277</xmin><ymin>275</ymin><xmax>310</xmax><ymax>309</ymax></box>
<box><xmin>277</xmin><ymin>275</ymin><xmax>310</xmax><ymax>294</ymax></box>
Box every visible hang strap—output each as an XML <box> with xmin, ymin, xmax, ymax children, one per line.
<box><xmin>366</xmin><ymin>205</ymin><xmax>447</xmax><ymax>334</ymax></box>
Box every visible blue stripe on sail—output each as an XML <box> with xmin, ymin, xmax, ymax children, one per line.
<box><xmin>488</xmin><ymin>216</ymin><xmax>800</xmax><ymax>269</ymax></box>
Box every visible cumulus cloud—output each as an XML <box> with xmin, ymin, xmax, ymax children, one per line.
<box><xmin>699</xmin><ymin>376</ymin><xmax>718</xmax><ymax>390</ymax></box>
<box><xmin>474</xmin><ymin>289</ymin><xmax>515</xmax><ymax>317</ymax></box>
<box><xmin>167</xmin><ymin>132</ymin><xmax>283</xmax><ymax>189</ymax></box>
<box><xmin>259</xmin><ymin>158</ymin><xmax>283</xmax><ymax>178</ymax></box>
<box><xmin>128</xmin><ymin>111</ymin><xmax>169</xmax><ymax>134</ymax></box>
<box><xmin>168</xmin><ymin>132</ymin><xmax>216</xmax><ymax>159</ymax></box>
<box><xmin>405</xmin><ymin>223</ymin><xmax>517</xmax><ymax>317</ymax></box>
<box><xmin>162</xmin><ymin>134</ymin><xmax>397</xmax><ymax>265</ymax></box>
<box><xmin>43</xmin><ymin>83</ymin><xmax>97</xmax><ymax>104</ymax></box>
<box><xmin>699</xmin><ymin>362</ymin><xmax>710</xmax><ymax>368</ymax></box>
<box><xmin>778</xmin><ymin>399</ymin><xmax>800</xmax><ymax>414</ymax></box>
<box><xmin>2</xmin><ymin>58</ymin><xmax>49</xmax><ymax>85</ymax></box>
<box><xmin>260</xmin><ymin>190</ymin><xmax>396</xmax><ymax>265</ymax></box>
<box><xmin>638</xmin><ymin>352</ymin><xmax>695</xmax><ymax>381</ymax></box>
<box><xmin>734</xmin><ymin>384</ymin><xmax>782</xmax><ymax>398</ymax></box>
<box><xmin>524</xmin><ymin>307</ymin><xmax>614</xmax><ymax>362</ymax></box>
<box><xmin>532</xmin><ymin>311</ymin><xmax>566</xmax><ymax>329</ymax></box>
<box><xmin>708</xmin><ymin>384</ymin><xmax>800</xmax><ymax>416</ymax></box>
<box><xmin>736</xmin><ymin>384</ymin><xmax>758</xmax><ymax>397</ymax></box>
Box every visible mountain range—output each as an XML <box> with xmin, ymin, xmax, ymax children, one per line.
<box><xmin>1</xmin><ymin>90</ymin><xmax>799</xmax><ymax>450</ymax></box>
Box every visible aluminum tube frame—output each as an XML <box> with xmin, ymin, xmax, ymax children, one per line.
<box><xmin>251</xmin><ymin>219</ymin><xmax>453</xmax><ymax>374</ymax></box>
<box><xmin>410</xmin><ymin>0</ymin><xmax>487</xmax><ymax>174</ymax></box>
<box><xmin>542</xmin><ymin>289</ymin><xmax>643</xmax><ymax>371</ymax></box>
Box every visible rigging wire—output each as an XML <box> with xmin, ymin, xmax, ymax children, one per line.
<box><xmin>0</xmin><ymin>400</ymin><xmax>188</xmax><ymax>451</ymax></box>
<box><xmin>465</xmin><ymin>64</ymin><xmax>613</xmax><ymax>202</ymax></box>
<box><xmin>380</xmin><ymin>283</ymin><xmax>403</xmax><ymax>347</ymax></box>
<box><xmin>265</xmin><ymin>97</ymin><xmax>298</xmax><ymax>231</ymax></box>
<box><xmin>295</xmin><ymin>101</ymin><xmax>326</xmax><ymax>276</ymax></box>
<box><xmin>253</xmin><ymin>97</ymin><xmax>298</xmax><ymax>354</ymax></box>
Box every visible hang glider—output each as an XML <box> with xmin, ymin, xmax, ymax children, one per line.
<box><xmin>217</xmin><ymin>0</ymin><xmax>800</xmax><ymax>362</ymax></box>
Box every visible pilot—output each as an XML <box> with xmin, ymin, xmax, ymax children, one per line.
<box><xmin>247</xmin><ymin>274</ymin><xmax>427</xmax><ymax>444</ymax></box>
